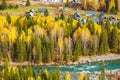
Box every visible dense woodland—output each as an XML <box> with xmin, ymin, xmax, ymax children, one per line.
<box><xmin>0</xmin><ymin>14</ymin><xmax>120</xmax><ymax>63</ymax></box>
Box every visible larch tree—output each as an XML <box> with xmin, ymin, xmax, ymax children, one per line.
<box><xmin>58</xmin><ymin>37</ymin><xmax>64</xmax><ymax>61</ymax></box>
<box><xmin>78</xmin><ymin>72</ymin><xmax>85</xmax><ymax>80</ymax></box>
<box><xmin>81</xmin><ymin>27</ymin><xmax>91</xmax><ymax>55</ymax></box>
<box><xmin>63</xmin><ymin>72</ymin><xmax>71</xmax><ymax>80</ymax></box>
<box><xmin>83</xmin><ymin>0</ymin><xmax>87</xmax><ymax>9</ymax></box>
<box><xmin>108</xmin><ymin>0</ymin><xmax>116</xmax><ymax>14</ymax></box>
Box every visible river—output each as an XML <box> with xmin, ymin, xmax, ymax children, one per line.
<box><xmin>31</xmin><ymin>59</ymin><xmax>120</xmax><ymax>72</ymax></box>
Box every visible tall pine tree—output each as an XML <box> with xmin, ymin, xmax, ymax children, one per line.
<box><xmin>34</xmin><ymin>36</ymin><xmax>42</xmax><ymax>63</ymax></box>
<box><xmin>99</xmin><ymin>61</ymin><xmax>106</xmax><ymax>80</ymax></box>
<box><xmin>0</xmin><ymin>0</ymin><xmax>7</xmax><ymax>10</ymax></box>
<box><xmin>26</xmin><ymin>0</ymin><xmax>30</xmax><ymax>6</ymax></box>
<box><xmin>16</xmin><ymin>37</ymin><xmax>26</xmax><ymax>62</ymax></box>
<box><xmin>111</xmin><ymin>27</ymin><xmax>118</xmax><ymax>53</ymax></box>
<box><xmin>99</xmin><ymin>29</ymin><xmax>109</xmax><ymax>54</ymax></box>
<box><xmin>73</xmin><ymin>36</ymin><xmax>82</xmax><ymax>61</ymax></box>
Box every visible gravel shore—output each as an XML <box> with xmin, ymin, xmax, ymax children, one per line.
<box><xmin>67</xmin><ymin>54</ymin><xmax>120</xmax><ymax>65</ymax></box>
<box><xmin>60</xmin><ymin>69</ymin><xmax>120</xmax><ymax>80</ymax></box>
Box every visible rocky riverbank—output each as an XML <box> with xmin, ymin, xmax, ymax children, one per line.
<box><xmin>67</xmin><ymin>54</ymin><xmax>120</xmax><ymax>65</ymax></box>
<box><xmin>0</xmin><ymin>53</ymin><xmax>120</xmax><ymax>66</ymax></box>
<box><xmin>60</xmin><ymin>69</ymin><xmax>120</xmax><ymax>80</ymax></box>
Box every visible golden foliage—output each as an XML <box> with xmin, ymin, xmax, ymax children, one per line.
<box><xmin>73</xmin><ymin>27</ymin><xmax>81</xmax><ymax>41</ymax></box>
<box><xmin>108</xmin><ymin>0</ymin><xmax>115</xmax><ymax>11</ymax></box>
<box><xmin>94</xmin><ymin>23</ymin><xmax>102</xmax><ymax>35</ymax></box>
<box><xmin>28</xmin><ymin>77</ymin><xmax>35</xmax><ymax>80</ymax></box>
<box><xmin>58</xmin><ymin>37</ymin><xmax>64</xmax><ymax>53</ymax></box>
<box><xmin>78</xmin><ymin>72</ymin><xmax>85</xmax><ymax>80</ymax></box>
<box><xmin>81</xmin><ymin>26</ymin><xmax>91</xmax><ymax>42</ymax></box>
<box><xmin>8</xmin><ymin>26</ymin><xmax>18</xmax><ymax>43</ymax></box>
<box><xmin>64</xmin><ymin>72</ymin><xmax>71</xmax><ymax>80</ymax></box>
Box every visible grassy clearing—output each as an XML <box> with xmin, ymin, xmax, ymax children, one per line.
<box><xmin>0</xmin><ymin>4</ymin><xmax>58</xmax><ymax>16</ymax></box>
<box><xmin>0</xmin><ymin>3</ymin><xmax>120</xmax><ymax>18</ymax></box>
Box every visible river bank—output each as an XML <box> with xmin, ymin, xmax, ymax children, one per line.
<box><xmin>60</xmin><ymin>69</ymin><xmax>120</xmax><ymax>80</ymax></box>
<box><xmin>0</xmin><ymin>53</ymin><xmax>120</xmax><ymax>66</ymax></box>
<box><xmin>72</xmin><ymin>53</ymin><xmax>120</xmax><ymax>65</ymax></box>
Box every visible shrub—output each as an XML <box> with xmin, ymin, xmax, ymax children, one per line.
<box><xmin>15</xmin><ymin>4</ymin><xmax>19</xmax><ymax>9</ymax></box>
<box><xmin>110</xmin><ymin>7</ymin><xmax>117</xmax><ymax>14</ymax></box>
<box><xmin>6</xmin><ymin>14</ymin><xmax>11</xmax><ymax>24</ymax></box>
<box><xmin>65</xmin><ymin>0</ymin><xmax>71</xmax><ymax>7</ymax></box>
<box><xmin>8</xmin><ymin>4</ymin><xmax>13</xmax><ymax>9</ymax></box>
<box><xmin>44</xmin><ymin>9</ymin><xmax>49</xmax><ymax>17</ymax></box>
<box><xmin>26</xmin><ymin>0</ymin><xmax>31</xmax><ymax>6</ymax></box>
<box><xmin>0</xmin><ymin>0</ymin><xmax>7</xmax><ymax>10</ymax></box>
<box><xmin>60</xmin><ymin>12</ymin><xmax>65</xmax><ymax>20</ymax></box>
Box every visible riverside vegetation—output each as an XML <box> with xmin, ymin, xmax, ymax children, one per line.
<box><xmin>0</xmin><ymin>59</ymin><xmax>109</xmax><ymax>80</ymax></box>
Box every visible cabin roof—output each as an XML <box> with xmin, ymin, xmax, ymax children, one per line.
<box><xmin>38</xmin><ymin>8</ymin><xmax>46</xmax><ymax>12</ymax></box>
<box><xmin>73</xmin><ymin>12</ymin><xmax>80</xmax><ymax>17</ymax></box>
<box><xmin>92</xmin><ymin>17</ymin><xmax>99</xmax><ymax>22</ymax></box>
<box><xmin>85</xmin><ymin>11</ymin><xmax>96</xmax><ymax>15</ymax></box>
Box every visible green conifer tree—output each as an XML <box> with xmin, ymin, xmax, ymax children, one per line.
<box><xmin>0</xmin><ymin>0</ymin><xmax>7</xmax><ymax>10</ymax></box>
<box><xmin>35</xmin><ymin>36</ymin><xmax>42</xmax><ymax>63</ymax></box>
<box><xmin>49</xmin><ymin>37</ymin><xmax>54</xmax><ymax>62</ymax></box>
<box><xmin>44</xmin><ymin>9</ymin><xmax>49</xmax><ymax>17</ymax></box>
<box><xmin>99</xmin><ymin>29</ymin><xmax>109</xmax><ymax>54</ymax></box>
<box><xmin>117</xmin><ymin>20</ymin><xmax>120</xmax><ymax>29</ymax></box>
<box><xmin>105</xmin><ymin>0</ymin><xmax>109</xmax><ymax>12</ymax></box>
<box><xmin>0</xmin><ymin>47</ymin><xmax>2</xmax><ymax>62</ymax></box>
<box><xmin>65</xmin><ymin>0</ymin><xmax>71</xmax><ymax>7</ymax></box>
<box><xmin>6</xmin><ymin>14</ymin><xmax>11</xmax><ymax>24</ymax></box>
<box><xmin>16</xmin><ymin>38</ymin><xmax>26</xmax><ymax>62</ymax></box>
<box><xmin>1</xmin><ymin>37</ymin><xmax>8</xmax><ymax>59</ymax></box>
<box><xmin>111</xmin><ymin>27</ymin><xmax>118</xmax><ymax>53</ymax></box>
<box><xmin>26</xmin><ymin>0</ymin><xmax>30</xmax><ymax>6</ymax></box>
<box><xmin>63</xmin><ymin>44</ymin><xmax>69</xmax><ymax>61</ymax></box>
<box><xmin>73</xmin><ymin>36</ymin><xmax>82</xmax><ymax>61</ymax></box>
<box><xmin>105</xmin><ymin>19</ymin><xmax>111</xmax><ymax>34</ymax></box>
<box><xmin>48</xmin><ymin>73</ymin><xmax>53</xmax><ymax>80</ymax></box>
<box><xmin>60</xmin><ymin>12</ymin><xmax>65</xmax><ymax>20</ymax></box>
<box><xmin>41</xmin><ymin>69</ymin><xmax>48</xmax><ymax>80</ymax></box>
<box><xmin>99</xmin><ymin>61</ymin><xmax>105</xmax><ymax>80</ymax></box>
<box><xmin>114</xmin><ymin>0</ymin><xmax>118</xmax><ymax>11</ymax></box>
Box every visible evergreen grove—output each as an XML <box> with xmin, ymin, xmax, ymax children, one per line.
<box><xmin>0</xmin><ymin>15</ymin><xmax>120</xmax><ymax>63</ymax></box>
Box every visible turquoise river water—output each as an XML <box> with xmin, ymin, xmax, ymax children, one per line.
<box><xmin>31</xmin><ymin>59</ymin><xmax>120</xmax><ymax>72</ymax></box>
